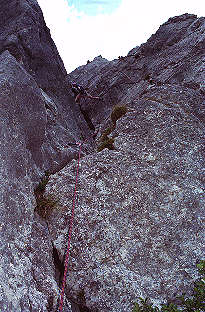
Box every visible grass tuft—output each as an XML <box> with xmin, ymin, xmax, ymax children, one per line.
<box><xmin>34</xmin><ymin>171</ymin><xmax>59</xmax><ymax>219</ymax></box>
<box><xmin>111</xmin><ymin>105</ymin><xmax>128</xmax><ymax>125</ymax></box>
<box><xmin>35</xmin><ymin>194</ymin><xmax>59</xmax><ymax>219</ymax></box>
<box><xmin>97</xmin><ymin>105</ymin><xmax>128</xmax><ymax>152</ymax></box>
<box><xmin>97</xmin><ymin>138</ymin><xmax>115</xmax><ymax>152</ymax></box>
<box><xmin>35</xmin><ymin>171</ymin><xmax>50</xmax><ymax>193</ymax></box>
<box><xmin>100</xmin><ymin>125</ymin><xmax>115</xmax><ymax>142</ymax></box>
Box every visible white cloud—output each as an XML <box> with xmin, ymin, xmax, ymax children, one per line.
<box><xmin>37</xmin><ymin>0</ymin><xmax>205</xmax><ymax>73</ymax></box>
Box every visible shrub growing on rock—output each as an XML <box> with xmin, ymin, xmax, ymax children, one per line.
<box><xmin>100</xmin><ymin>125</ymin><xmax>115</xmax><ymax>142</ymax></box>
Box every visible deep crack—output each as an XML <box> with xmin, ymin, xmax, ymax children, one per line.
<box><xmin>52</xmin><ymin>243</ymin><xmax>65</xmax><ymax>287</ymax></box>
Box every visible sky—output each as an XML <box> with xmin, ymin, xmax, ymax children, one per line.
<box><xmin>37</xmin><ymin>0</ymin><xmax>205</xmax><ymax>73</ymax></box>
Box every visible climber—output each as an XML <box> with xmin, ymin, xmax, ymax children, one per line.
<box><xmin>71</xmin><ymin>83</ymin><xmax>100</xmax><ymax>104</ymax></box>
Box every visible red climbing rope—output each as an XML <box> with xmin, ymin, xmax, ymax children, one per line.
<box><xmin>58</xmin><ymin>130</ymin><xmax>98</xmax><ymax>311</ymax></box>
<box><xmin>58</xmin><ymin>142</ymin><xmax>82</xmax><ymax>311</ymax></box>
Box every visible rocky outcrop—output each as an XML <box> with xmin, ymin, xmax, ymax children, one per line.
<box><xmin>67</xmin><ymin>13</ymin><xmax>205</xmax><ymax>128</ymax></box>
<box><xmin>0</xmin><ymin>0</ymin><xmax>66</xmax><ymax>93</ymax></box>
<box><xmin>46</xmin><ymin>82</ymin><xmax>205</xmax><ymax>311</ymax></box>
<box><xmin>0</xmin><ymin>2</ymin><xmax>204</xmax><ymax>311</ymax></box>
<box><xmin>59</xmin><ymin>12</ymin><xmax>205</xmax><ymax>311</ymax></box>
<box><xmin>0</xmin><ymin>1</ymin><xmax>94</xmax><ymax>311</ymax></box>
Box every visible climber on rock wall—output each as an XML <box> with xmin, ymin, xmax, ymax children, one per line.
<box><xmin>71</xmin><ymin>82</ymin><xmax>100</xmax><ymax>104</ymax></box>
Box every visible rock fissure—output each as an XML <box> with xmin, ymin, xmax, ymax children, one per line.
<box><xmin>52</xmin><ymin>243</ymin><xmax>65</xmax><ymax>287</ymax></box>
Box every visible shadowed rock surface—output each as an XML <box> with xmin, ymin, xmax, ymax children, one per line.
<box><xmin>0</xmin><ymin>2</ymin><xmax>204</xmax><ymax>311</ymax></box>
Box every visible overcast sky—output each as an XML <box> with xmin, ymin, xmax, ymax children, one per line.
<box><xmin>37</xmin><ymin>0</ymin><xmax>204</xmax><ymax>73</ymax></box>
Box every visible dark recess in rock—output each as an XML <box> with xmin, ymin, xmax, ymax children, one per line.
<box><xmin>52</xmin><ymin>243</ymin><xmax>65</xmax><ymax>287</ymax></box>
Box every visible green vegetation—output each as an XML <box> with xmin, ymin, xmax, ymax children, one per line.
<box><xmin>132</xmin><ymin>260</ymin><xmax>205</xmax><ymax>312</ymax></box>
<box><xmin>100</xmin><ymin>125</ymin><xmax>115</xmax><ymax>142</ymax></box>
<box><xmin>97</xmin><ymin>137</ymin><xmax>115</xmax><ymax>152</ymax></box>
<box><xmin>35</xmin><ymin>194</ymin><xmax>59</xmax><ymax>219</ymax></box>
<box><xmin>144</xmin><ymin>74</ymin><xmax>151</xmax><ymax>81</ymax></box>
<box><xmin>97</xmin><ymin>105</ymin><xmax>128</xmax><ymax>152</ymax></box>
<box><xmin>34</xmin><ymin>171</ymin><xmax>59</xmax><ymax>219</ymax></box>
<box><xmin>111</xmin><ymin>105</ymin><xmax>128</xmax><ymax>125</ymax></box>
<box><xmin>34</xmin><ymin>171</ymin><xmax>50</xmax><ymax>193</ymax></box>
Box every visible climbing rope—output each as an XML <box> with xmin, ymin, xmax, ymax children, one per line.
<box><xmin>58</xmin><ymin>142</ymin><xmax>82</xmax><ymax>312</ymax></box>
<box><xmin>58</xmin><ymin>130</ymin><xmax>98</xmax><ymax>312</ymax></box>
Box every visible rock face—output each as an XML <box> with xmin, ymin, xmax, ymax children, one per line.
<box><xmin>0</xmin><ymin>0</ymin><xmax>94</xmax><ymax>175</ymax></box>
<box><xmin>60</xmin><ymin>12</ymin><xmax>205</xmax><ymax>311</ymax></box>
<box><xmin>0</xmin><ymin>0</ymin><xmax>65</xmax><ymax>93</ymax></box>
<box><xmin>46</xmin><ymin>110</ymin><xmax>204</xmax><ymax>311</ymax></box>
<box><xmin>0</xmin><ymin>1</ymin><xmax>93</xmax><ymax>311</ymax></box>
<box><xmin>0</xmin><ymin>3</ymin><xmax>204</xmax><ymax>312</ymax></box>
